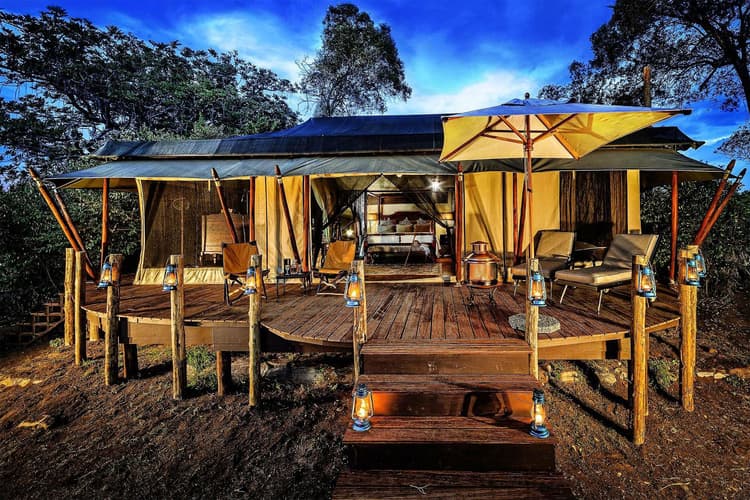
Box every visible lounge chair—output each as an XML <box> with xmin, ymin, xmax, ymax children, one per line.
<box><xmin>512</xmin><ymin>230</ymin><xmax>576</xmax><ymax>298</ymax></box>
<box><xmin>222</xmin><ymin>242</ymin><xmax>268</xmax><ymax>305</ymax></box>
<box><xmin>555</xmin><ymin>233</ymin><xmax>658</xmax><ymax>314</ymax></box>
<box><xmin>315</xmin><ymin>240</ymin><xmax>356</xmax><ymax>295</ymax></box>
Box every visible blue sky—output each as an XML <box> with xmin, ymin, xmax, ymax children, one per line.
<box><xmin>3</xmin><ymin>0</ymin><xmax>748</xmax><ymax>178</ymax></box>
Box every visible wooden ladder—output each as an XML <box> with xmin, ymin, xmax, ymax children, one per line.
<box><xmin>6</xmin><ymin>294</ymin><xmax>65</xmax><ymax>345</ymax></box>
<box><xmin>333</xmin><ymin>339</ymin><xmax>574</xmax><ymax>499</ymax></box>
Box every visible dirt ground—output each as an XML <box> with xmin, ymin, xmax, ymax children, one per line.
<box><xmin>1</xmin><ymin>301</ymin><xmax>748</xmax><ymax>499</ymax></box>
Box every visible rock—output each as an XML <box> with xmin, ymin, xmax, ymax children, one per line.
<box><xmin>708</xmin><ymin>348</ymin><xmax>718</xmax><ymax>354</ymax></box>
<box><xmin>558</xmin><ymin>370</ymin><xmax>580</xmax><ymax>383</ymax></box>
<box><xmin>596</xmin><ymin>371</ymin><xmax>618</xmax><ymax>386</ymax></box>
<box><xmin>713</xmin><ymin>371</ymin><xmax>728</xmax><ymax>380</ymax></box>
<box><xmin>729</xmin><ymin>366</ymin><xmax>750</xmax><ymax>379</ymax></box>
<box><xmin>697</xmin><ymin>371</ymin><xmax>715</xmax><ymax>378</ymax></box>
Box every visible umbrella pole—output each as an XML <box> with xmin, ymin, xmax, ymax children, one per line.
<box><xmin>525</xmin><ymin>117</ymin><xmax>534</xmax><ymax>260</ymax></box>
<box><xmin>524</xmin><ymin>116</ymin><xmax>539</xmax><ymax>380</ymax></box>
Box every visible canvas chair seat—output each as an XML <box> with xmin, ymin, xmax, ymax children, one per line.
<box><xmin>315</xmin><ymin>240</ymin><xmax>355</xmax><ymax>295</ymax></box>
<box><xmin>223</xmin><ymin>242</ymin><xmax>268</xmax><ymax>304</ymax></box>
<box><xmin>512</xmin><ymin>230</ymin><xmax>575</xmax><ymax>298</ymax></box>
<box><xmin>556</xmin><ymin>233</ymin><xmax>658</xmax><ymax>314</ymax></box>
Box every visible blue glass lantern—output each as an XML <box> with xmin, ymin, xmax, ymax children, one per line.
<box><xmin>684</xmin><ymin>257</ymin><xmax>700</xmax><ymax>286</ymax></box>
<box><xmin>351</xmin><ymin>383</ymin><xmax>374</xmax><ymax>432</ymax></box>
<box><xmin>529</xmin><ymin>388</ymin><xmax>550</xmax><ymax>439</ymax></box>
<box><xmin>243</xmin><ymin>266</ymin><xmax>257</xmax><ymax>295</ymax></box>
<box><xmin>528</xmin><ymin>259</ymin><xmax>547</xmax><ymax>307</ymax></box>
<box><xmin>636</xmin><ymin>263</ymin><xmax>657</xmax><ymax>299</ymax></box>
<box><xmin>97</xmin><ymin>260</ymin><xmax>114</xmax><ymax>289</ymax></box>
<box><xmin>162</xmin><ymin>263</ymin><xmax>179</xmax><ymax>291</ymax></box>
<box><xmin>694</xmin><ymin>250</ymin><xmax>707</xmax><ymax>278</ymax></box>
<box><xmin>345</xmin><ymin>270</ymin><xmax>362</xmax><ymax>307</ymax></box>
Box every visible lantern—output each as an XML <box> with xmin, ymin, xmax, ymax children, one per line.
<box><xmin>527</xmin><ymin>259</ymin><xmax>546</xmax><ymax>307</ymax></box>
<box><xmin>431</xmin><ymin>178</ymin><xmax>441</xmax><ymax>192</ymax></box>
<box><xmin>243</xmin><ymin>266</ymin><xmax>257</xmax><ymax>295</ymax></box>
<box><xmin>694</xmin><ymin>249</ymin><xmax>707</xmax><ymax>278</ymax></box>
<box><xmin>684</xmin><ymin>256</ymin><xmax>700</xmax><ymax>286</ymax></box>
<box><xmin>345</xmin><ymin>270</ymin><xmax>362</xmax><ymax>307</ymax></box>
<box><xmin>97</xmin><ymin>260</ymin><xmax>114</xmax><ymax>289</ymax></box>
<box><xmin>162</xmin><ymin>262</ymin><xmax>179</xmax><ymax>291</ymax></box>
<box><xmin>529</xmin><ymin>388</ymin><xmax>550</xmax><ymax>439</ymax></box>
<box><xmin>351</xmin><ymin>383</ymin><xmax>374</xmax><ymax>432</ymax></box>
<box><xmin>635</xmin><ymin>263</ymin><xmax>657</xmax><ymax>299</ymax></box>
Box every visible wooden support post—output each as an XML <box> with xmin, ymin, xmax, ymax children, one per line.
<box><xmin>454</xmin><ymin>165</ymin><xmax>465</xmax><ymax>283</ymax></box>
<box><xmin>249</xmin><ymin>176</ymin><xmax>257</xmax><ymax>242</ymax></box>
<box><xmin>669</xmin><ymin>171</ymin><xmax>679</xmax><ymax>283</ymax></box>
<box><xmin>248</xmin><ymin>254</ymin><xmax>263</xmax><ymax>406</ymax></box>
<box><xmin>89</xmin><ymin>315</ymin><xmax>101</xmax><ymax>342</ymax></box>
<box><xmin>216</xmin><ymin>352</ymin><xmax>232</xmax><ymax>396</ymax></box>
<box><xmin>211</xmin><ymin>168</ymin><xmax>239</xmax><ymax>244</ymax></box>
<box><xmin>512</xmin><ymin>173</ymin><xmax>519</xmax><ymax>259</ymax></box>
<box><xmin>693</xmin><ymin>161</ymin><xmax>733</xmax><ymax>245</ymax></box>
<box><xmin>104</xmin><ymin>254</ymin><xmax>123</xmax><ymax>385</ymax></box>
<box><xmin>123</xmin><ymin>344</ymin><xmax>139</xmax><ymax>380</ymax></box>
<box><xmin>525</xmin><ymin>259</ymin><xmax>539</xmax><ymax>379</ymax></box>
<box><xmin>100</xmin><ymin>178</ymin><xmax>110</xmax><ymax>270</ymax></box>
<box><xmin>679</xmin><ymin>247</ymin><xmax>698</xmax><ymax>412</ymax></box>
<box><xmin>74</xmin><ymin>251</ymin><xmax>87</xmax><ymax>365</ymax></box>
<box><xmin>302</xmin><ymin>175</ymin><xmax>311</xmax><ymax>273</ymax></box>
<box><xmin>630</xmin><ymin>254</ymin><xmax>648</xmax><ymax>445</ymax></box>
<box><xmin>275</xmin><ymin>165</ymin><xmax>301</xmax><ymax>265</ymax></box>
<box><xmin>64</xmin><ymin>248</ymin><xmax>75</xmax><ymax>347</ymax></box>
<box><xmin>352</xmin><ymin>259</ymin><xmax>367</xmax><ymax>381</ymax></box>
<box><xmin>516</xmin><ymin>184</ymin><xmax>526</xmax><ymax>264</ymax></box>
<box><xmin>169</xmin><ymin>255</ymin><xmax>187</xmax><ymax>399</ymax></box>
<box><xmin>695</xmin><ymin>168</ymin><xmax>745</xmax><ymax>247</ymax></box>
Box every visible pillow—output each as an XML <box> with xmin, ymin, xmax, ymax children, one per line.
<box><xmin>399</xmin><ymin>217</ymin><xmax>413</xmax><ymax>225</ymax></box>
<box><xmin>414</xmin><ymin>222</ymin><xmax>431</xmax><ymax>233</ymax></box>
<box><xmin>377</xmin><ymin>221</ymin><xmax>395</xmax><ymax>233</ymax></box>
<box><xmin>396</xmin><ymin>222</ymin><xmax>413</xmax><ymax>233</ymax></box>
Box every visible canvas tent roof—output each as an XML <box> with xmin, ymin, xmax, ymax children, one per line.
<box><xmin>50</xmin><ymin>114</ymin><xmax>724</xmax><ymax>189</ymax></box>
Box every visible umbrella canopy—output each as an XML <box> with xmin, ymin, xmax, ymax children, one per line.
<box><xmin>440</xmin><ymin>97</ymin><xmax>690</xmax><ymax>162</ymax></box>
<box><xmin>440</xmin><ymin>96</ymin><xmax>691</xmax><ymax>261</ymax></box>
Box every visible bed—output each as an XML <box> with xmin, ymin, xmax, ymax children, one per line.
<box><xmin>366</xmin><ymin>211</ymin><xmax>436</xmax><ymax>263</ymax></box>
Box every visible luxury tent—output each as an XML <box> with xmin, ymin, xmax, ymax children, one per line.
<box><xmin>50</xmin><ymin>114</ymin><xmax>724</xmax><ymax>285</ymax></box>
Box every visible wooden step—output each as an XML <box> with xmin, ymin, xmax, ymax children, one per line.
<box><xmin>357</xmin><ymin>374</ymin><xmax>538</xmax><ymax>418</ymax></box>
<box><xmin>344</xmin><ymin>416</ymin><xmax>555</xmax><ymax>471</ymax></box>
<box><xmin>31</xmin><ymin>311</ymin><xmax>63</xmax><ymax>318</ymax></box>
<box><xmin>361</xmin><ymin>340</ymin><xmax>532</xmax><ymax>375</ymax></box>
<box><xmin>334</xmin><ymin>470</ymin><xmax>574</xmax><ymax>499</ymax></box>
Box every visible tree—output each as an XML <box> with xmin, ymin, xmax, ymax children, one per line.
<box><xmin>0</xmin><ymin>7</ymin><xmax>298</xmax><ymax>183</ymax></box>
<box><xmin>298</xmin><ymin>3</ymin><xmax>411</xmax><ymax>117</ymax></box>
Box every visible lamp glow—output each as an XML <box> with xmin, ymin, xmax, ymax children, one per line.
<box><xmin>684</xmin><ymin>256</ymin><xmax>700</xmax><ymax>286</ymax></box>
<box><xmin>243</xmin><ymin>266</ymin><xmax>257</xmax><ymax>295</ymax></box>
<box><xmin>529</xmin><ymin>388</ymin><xmax>550</xmax><ymax>439</ymax></box>
<box><xmin>97</xmin><ymin>260</ymin><xmax>114</xmax><ymax>289</ymax></box>
<box><xmin>527</xmin><ymin>259</ymin><xmax>546</xmax><ymax>307</ymax></box>
<box><xmin>345</xmin><ymin>228</ymin><xmax>354</xmax><ymax>238</ymax></box>
<box><xmin>345</xmin><ymin>270</ymin><xmax>362</xmax><ymax>307</ymax></box>
<box><xmin>162</xmin><ymin>263</ymin><xmax>179</xmax><ymax>291</ymax></box>
<box><xmin>431</xmin><ymin>178</ymin><xmax>441</xmax><ymax>192</ymax></box>
<box><xmin>694</xmin><ymin>249</ymin><xmax>707</xmax><ymax>278</ymax></box>
<box><xmin>351</xmin><ymin>383</ymin><xmax>374</xmax><ymax>432</ymax></box>
<box><xmin>636</xmin><ymin>263</ymin><xmax>657</xmax><ymax>299</ymax></box>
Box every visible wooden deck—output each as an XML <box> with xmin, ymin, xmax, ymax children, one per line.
<box><xmin>82</xmin><ymin>279</ymin><xmax>680</xmax><ymax>360</ymax></box>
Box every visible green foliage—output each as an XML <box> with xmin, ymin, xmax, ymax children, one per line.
<box><xmin>648</xmin><ymin>358</ymin><xmax>678</xmax><ymax>390</ymax></box>
<box><xmin>0</xmin><ymin>7</ymin><xmax>298</xmax><ymax>182</ymax></box>
<box><xmin>49</xmin><ymin>337</ymin><xmax>64</xmax><ymax>349</ymax></box>
<box><xmin>298</xmin><ymin>3</ymin><xmax>411</xmax><ymax>116</ymax></box>
<box><xmin>640</xmin><ymin>181</ymin><xmax>750</xmax><ymax>307</ymax></box>
<box><xmin>186</xmin><ymin>346</ymin><xmax>216</xmax><ymax>374</ymax></box>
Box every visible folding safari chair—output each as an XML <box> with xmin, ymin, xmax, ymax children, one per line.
<box><xmin>222</xmin><ymin>242</ymin><xmax>268</xmax><ymax>305</ymax></box>
<box><xmin>315</xmin><ymin>240</ymin><xmax>356</xmax><ymax>295</ymax></box>
<box><xmin>555</xmin><ymin>233</ymin><xmax>658</xmax><ymax>315</ymax></box>
<box><xmin>511</xmin><ymin>230</ymin><xmax>576</xmax><ymax>299</ymax></box>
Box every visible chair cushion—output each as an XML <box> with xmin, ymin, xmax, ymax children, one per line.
<box><xmin>536</xmin><ymin>231</ymin><xmax>575</xmax><ymax>259</ymax></box>
<box><xmin>602</xmin><ymin>234</ymin><xmax>658</xmax><ymax>269</ymax></box>
<box><xmin>512</xmin><ymin>257</ymin><xmax>569</xmax><ymax>279</ymax></box>
<box><xmin>555</xmin><ymin>266</ymin><xmax>631</xmax><ymax>286</ymax></box>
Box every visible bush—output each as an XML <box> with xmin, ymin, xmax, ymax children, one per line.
<box><xmin>641</xmin><ymin>181</ymin><xmax>750</xmax><ymax>308</ymax></box>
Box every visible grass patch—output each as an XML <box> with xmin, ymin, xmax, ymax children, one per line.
<box><xmin>648</xmin><ymin>358</ymin><xmax>678</xmax><ymax>390</ymax></box>
<box><xmin>49</xmin><ymin>337</ymin><xmax>64</xmax><ymax>349</ymax></box>
<box><xmin>186</xmin><ymin>346</ymin><xmax>216</xmax><ymax>391</ymax></box>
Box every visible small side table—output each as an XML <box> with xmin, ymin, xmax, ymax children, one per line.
<box><xmin>275</xmin><ymin>271</ymin><xmax>311</xmax><ymax>299</ymax></box>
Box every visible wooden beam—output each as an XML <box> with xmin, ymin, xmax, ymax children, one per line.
<box><xmin>693</xmin><ymin>161</ymin><xmax>733</xmax><ymax>245</ymax></box>
<box><xmin>352</xmin><ymin>259</ymin><xmax>367</xmax><ymax>381</ymax></box>
<box><xmin>123</xmin><ymin>344</ymin><xmax>138</xmax><ymax>380</ymax></box>
<box><xmin>211</xmin><ymin>168</ymin><xmax>239</xmax><ymax>244</ymax></box>
<box><xmin>74</xmin><ymin>251</ymin><xmax>87</xmax><ymax>365</ymax></box>
<box><xmin>104</xmin><ymin>254</ymin><xmax>123</xmax><ymax>385</ymax></box>
<box><xmin>679</xmin><ymin>247</ymin><xmax>698</xmax><ymax>412</ymax></box>
<box><xmin>64</xmin><ymin>248</ymin><xmax>75</xmax><ymax>347</ymax></box>
<box><xmin>512</xmin><ymin>173</ymin><xmax>519</xmax><ymax>259</ymax></box>
<box><xmin>100</xmin><ymin>178</ymin><xmax>110</xmax><ymax>270</ymax></box>
<box><xmin>643</xmin><ymin>65</ymin><xmax>652</xmax><ymax>107</ymax></box>
<box><xmin>275</xmin><ymin>165</ymin><xmax>301</xmax><ymax>264</ymax></box>
<box><xmin>248</xmin><ymin>176</ymin><xmax>257</xmax><ymax>242</ymax></box>
<box><xmin>216</xmin><ymin>352</ymin><xmax>232</xmax><ymax>396</ymax></box>
<box><xmin>28</xmin><ymin>167</ymin><xmax>96</xmax><ymax>280</ymax></box>
<box><xmin>303</xmin><ymin>175</ymin><xmax>311</xmax><ymax>273</ymax></box>
<box><xmin>454</xmin><ymin>165</ymin><xmax>465</xmax><ymax>283</ymax></box>
<box><xmin>248</xmin><ymin>254</ymin><xmax>263</xmax><ymax>406</ymax></box>
<box><xmin>630</xmin><ymin>254</ymin><xmax>648</xmax><ymax>445</ymax></box>
<box><xmin>170</xmin><ymin>254</ymin><xmax>187</xmax><ymax>399</ymax></box>
<box><xmin>525</xmin><ymin>117</ymin><xmax>535</xmax><ymax>260</ymax></box>
<box><xmin>669</xmin><ymin>171</ymin><xmax>679</xmax><ymax>283</ymax></box>
<box><xmin>694</xmin><ymin>168</ymin><xmax>745</xmax><ymax>247</ymax></box>
<box><xmin>516</xmin><ymin>178</ymin><xmax>526</xmax><ymax>264</ymax></box>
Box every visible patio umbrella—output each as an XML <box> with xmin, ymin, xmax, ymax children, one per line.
<box><xmin>439</xmin><ymin>95</ymin><xmax>690</xmax><ymax>258</ymax></box>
